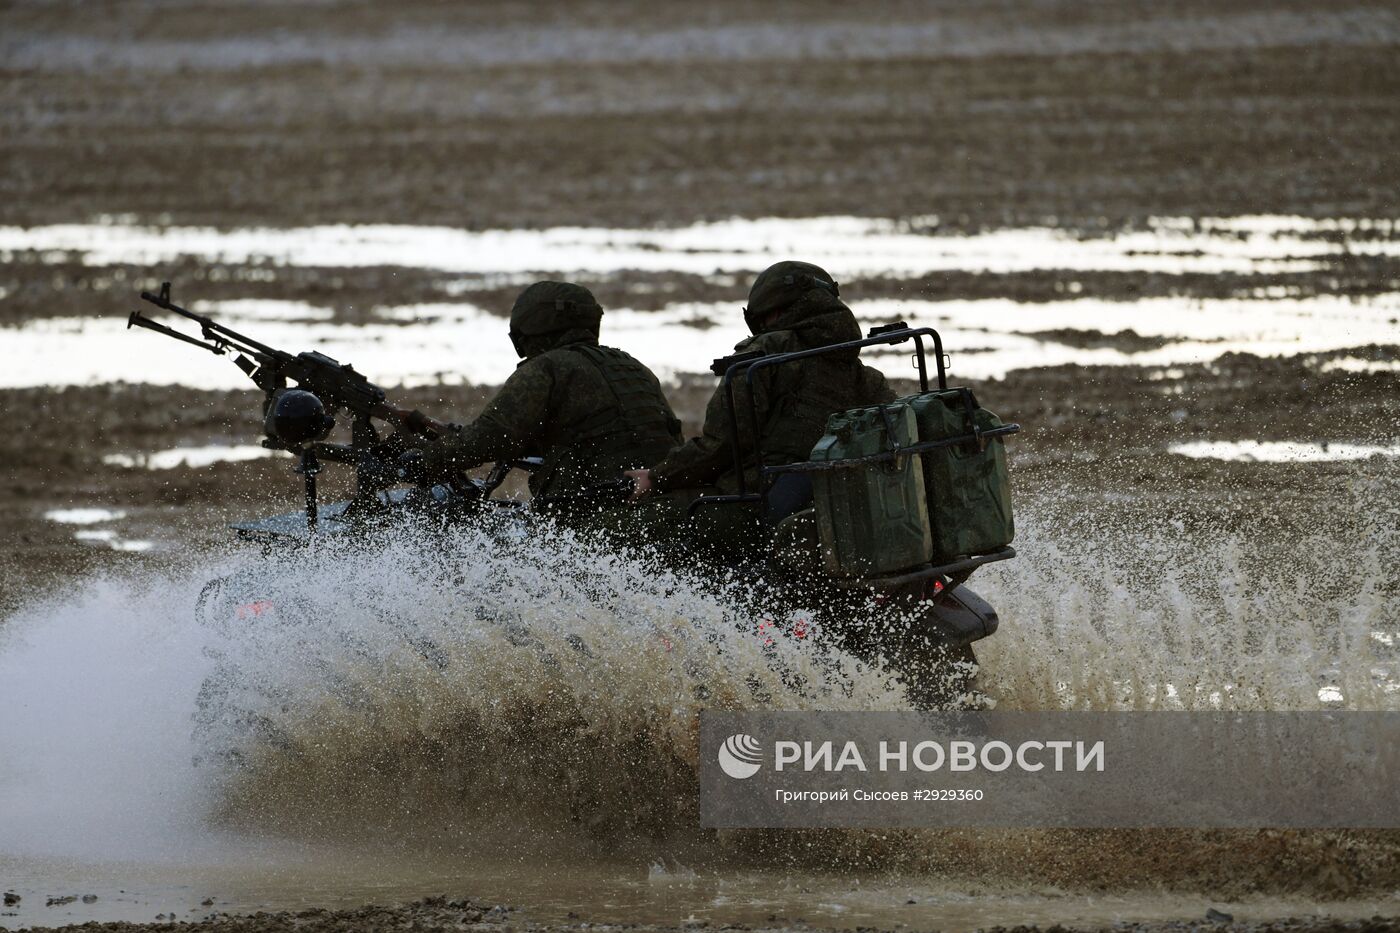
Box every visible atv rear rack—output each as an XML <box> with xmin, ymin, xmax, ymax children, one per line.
<box><xmin>689</xmin><ymin>322</ymin><xmax>1019</xmax><ymax>514</ymax></box>
<box><xmin>764</xmin><ymin>423</ymin><xmax>1021</xmax><ymax>474</ymax></box>
<box><xmin>829</xmin><ymin>546</ymin><xmax>1017</xmax><ymax>590</ymax></box>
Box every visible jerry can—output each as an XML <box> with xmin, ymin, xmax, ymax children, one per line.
<box><xmin>899</xmin><ymin>388</ymin><xmax>1015</xmax><ymax>562</ymax></box>
<box><xmin>809</xmin><ymin>403</ymin><xmax>933</xmax><ymax>577</ymax></box>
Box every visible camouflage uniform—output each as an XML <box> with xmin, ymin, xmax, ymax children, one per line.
<box><xmin>650</xmin><ymin>261</ymin><xmax>894</xmax><ymax>556</ymax></box>
<box><xmin>421</xmin><ymin>282</ymin><xmax>682</xmax><ymax>502</ymax></box>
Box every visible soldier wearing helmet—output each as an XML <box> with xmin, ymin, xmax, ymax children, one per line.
<box><xmin>628</xmin><ymin>261</ymin><xmax>894</xmax><ymax>551</ymax></box>
<box><xmin>416</xmin><ymin>281</ymin><xmax>682</xmax><ymax>502</ymax></box>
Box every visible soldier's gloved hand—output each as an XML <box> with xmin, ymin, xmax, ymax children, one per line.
<box><xmin>396</xmin><ymin>449</ymin><xmax>429</xmax><ymax>484</ymax></box>
<box><xmin>624</xmin><ymin>468</ymin><xmax>655</xmax><ymax>501</ymax></box>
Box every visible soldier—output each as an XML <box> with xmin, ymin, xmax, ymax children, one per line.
<box><xmin>412</xmin><ymin>281</ymin><xmax>683</xmax><ymax>505</ymax></box>
<box><xmin>627</xmin><ymin>261</ymin><xmax>894</xmax><ymax>554</ymax></box>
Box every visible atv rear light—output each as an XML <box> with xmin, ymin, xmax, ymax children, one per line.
<box><xmin>234</xmin><ymin>600</ymin><xmax>275</xmax><ymax>620</ymax></box>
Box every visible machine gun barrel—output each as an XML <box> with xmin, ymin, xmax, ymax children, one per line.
<box><xmin>127</xmin><ymin>310</ymin><xmax>225</xmax><ymax>355</ymax></box>
<box><xmin>128</xmin><ymin>282</ymin><xmax>451</xmax><ymax>439</ymax></box>
<box><xmin>139</xmin><ymin>283</ymin><xmax>286</xmax><ymax>361</ymax></box>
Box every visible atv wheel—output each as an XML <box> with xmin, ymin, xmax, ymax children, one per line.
<box><xmin>897</xmin><ymin>642</ymin><xmax>982</xmax><ymax>710</ymax></box>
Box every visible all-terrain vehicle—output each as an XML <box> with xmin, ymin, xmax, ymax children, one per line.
<box><xmin>129</xmin><ymin>286</ymin><xmax>1019</xmax><ymax>755</ymax></box>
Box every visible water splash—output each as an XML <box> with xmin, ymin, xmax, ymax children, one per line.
<box><xmin>0</xmin><ymin>574</ymin><xmax>220</xmax><ymax>862</ymax></box>
<box><xmin>1</xmin><ymin>482</ymin><xmax>1396</xmax><ymax>896</ymax></box>
<box><xmin>974</xmin><ymin>471</ymin><xmax>1398</xmax><ymax>713</ymax></box>
<box><xmin>189</xmin><ymin>517</ymin><xmax>895</xmax><ymax>843</ymax></box>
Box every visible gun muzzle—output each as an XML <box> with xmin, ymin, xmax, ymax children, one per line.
<box><xmin>126</xmin><ymin>310</ymin><xmax>226</xmax><ymax>354</ymax></box>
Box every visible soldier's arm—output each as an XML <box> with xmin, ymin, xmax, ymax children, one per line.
<box><xmin>421</xmin><ymin>358</ymin><xmax>556</xmax><ymax>475</ymax></box>
<box><xmin>865</xmin><ymin>365</ymin><xmax>897</xmax><ymax>403</ymax></box>
<box><xmin>650</xmin><ymin>365</ymin><xmax>772</xmax><ymax>491</ymax></box>
<box><xmin>649</xmin><ymin>387</ymin><xmax>731</xmax><ymax>491</ymax></box>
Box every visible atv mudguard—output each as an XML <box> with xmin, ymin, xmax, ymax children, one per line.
<box><xmin>924</xmin><ymin>584</ymin><xmax>999</xmax><ymax>646</ymax></box>
<box><xmin>835</xmin><ymin>578</ymin><xmax>998</xmax><ymax>651</ymax></box>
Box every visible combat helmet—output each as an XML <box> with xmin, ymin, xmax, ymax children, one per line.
<box><xmin>744</xmin><ymin>261</ymin><xmax>840</xmax><ymax>334</ymax></box>
<box><xmin>508</xmin><ymin>281</ymin><xmax>604</xmax><ymax>358</ymax></box>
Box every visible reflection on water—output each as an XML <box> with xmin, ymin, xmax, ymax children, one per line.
<box><xmin>43</xmin><ymin>508</ymin><xmax>127</xmax><ymax>524</ymax></box>
<box><xmin>188</xmin><ymin>299</ymin><xmax>335</xmax><ymax>323</ymax></box>
<box><xmin>43</xmin><ymin>507</ymin><xmax>157</xmax><ymax>552</ymax></box>
<box><xmin>1170</xmin><ymin>440</ymin><xmax>1400</xmax><ymax>462</ymax></box>
<box><xmin>1</xmin><ymin>293</ymin><xmax>1395</xmax><ymax>389</ymax></box>
<box><xmin>1320</xmin><ymin>357</ymin><xmax>1400</xmax><ymax>374</ymax></box>
<box><xmin>3</xmin><ymin>215</ymin><xmax>1399</xmax><ymax>278</ymax></box>
<box><xmin>103</xmin><ymin>445</ymin><xmax>291</xmax><ymax>470</ymax></box>
<box><xmin>2</xmin><ymin>214</ymin><xmax>1396</xmax><ymax>390</ymax></box>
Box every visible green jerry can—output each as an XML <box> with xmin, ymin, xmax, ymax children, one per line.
<box><xmin>899</xmin><ymin>387</ymin><xmax>1015</xmax><ymax>563</ymax></box>
<box><xmin>809</xmin><ymin>403</ymin><xmax>934</xmax><ymax>577</ymax></box>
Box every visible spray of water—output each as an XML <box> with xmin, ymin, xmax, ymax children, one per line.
<box><xmin>976</xmin><ymin>465</ymin><xmax>1398</xmax><ymax>713</ymax></box>
<box><xmin>0</xmin><ymin>474</ymin><xmax>1396</xmax><ymax>895</ymax></box>
<box><xmin>0</xmin><ymin>572</ymin><xmax>220</xmax><ymax>862</ymax></box>
<box><xmin>187</xmin><ymin>516</ymin><xmax>898</xmax><ymax>847</ymax></box>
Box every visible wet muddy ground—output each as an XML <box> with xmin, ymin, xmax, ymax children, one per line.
<box><xmin>2</xmin><ymin>1</ymin><xmax>1399</xmax><ymax>930</ymax></box>
<box><xmin>4</xmin><ymin>1</ymin><xmax>1400</xmax><ymax>230</ymax></box>
<box><xmin>7</xmin><ymin>897</ymin><xmax>1400</xmax><ymax>933</ymax></box>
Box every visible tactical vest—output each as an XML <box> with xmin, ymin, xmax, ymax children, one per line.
<box><xmin>533</xmin><ymin>344</ymin><xmax>681</xmax><ymax>498</ymax></box>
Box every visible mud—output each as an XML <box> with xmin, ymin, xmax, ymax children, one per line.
<box><xmin>5</xmin><ymin>2</ymin><xmax>1400</xmax><ymax>230</ymax></box>
<box><xmin>8</xmin><ymin>897</ymin><xmax>1400</xmax><ymax>933</ymax></box>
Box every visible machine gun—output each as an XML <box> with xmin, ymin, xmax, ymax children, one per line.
<box><xmin>128</xmin><ymin>282</ymin><xmax>446</xmax><ymax>444</ymax></box>
<box><xmin>128</xmin><ymin>282</ymin><xmax>452</xmax><ymax>530</ymax></box>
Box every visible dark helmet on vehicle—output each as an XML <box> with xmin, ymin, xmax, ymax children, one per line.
<box><xmin>508</xmin><ymin>281</ymin><xmax>603</xmax><ymax>358</ymax></box>
<box><xmin>263</xmin><ymin>388</ymin><xmax>334</xmax><ymax>447</ymax></box>
<box><xmin>744</xmin><ymin>260</ymin><xmax>840</xmax><ymax>334</ymax></box>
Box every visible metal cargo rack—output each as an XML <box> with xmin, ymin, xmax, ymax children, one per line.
<box><xmin>690</xmin><ymin>321</ymin><xmax>1019</xmax><ymax>586</ymax></box>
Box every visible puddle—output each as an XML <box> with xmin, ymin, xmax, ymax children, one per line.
<box><xmin>1319</xmin><ymin>357</ymin><xmax>1400</xmax><ymax>374</ymax></box>
<box><xmin>2</xmin><ymin>292</ymin><xmax>1397</xmax><ymax>390</ymax></box>
<box><xmin>43</xmin><ymin>507</ymin><xmax>157</xmax><ymax>552</ymax></box>
<box><xmin>103</xmin><ymin>445</ymin><xmax>291</xmax><ymax>470</ymax></box>
<box><xmin>2</xmin><ymin>215</ymin><xmax>1396</xmax><ymax>390</ymax></box>
<box><xmin>3</xmin><ymin>215</ymin><xmax>1399</xmax><ymax>280</ymax></box>
<box><xmin>68</xmin><ymin>527</ymin><xmax>155</xmax><ymax>551</ymax></box>
<box><xmin>1168</xmin><ymin>440</ymin><xmax>1400</xmax><ymax>462</ymax></box>
<box><xmin>2</xmin><ymin>851</ymin><xmax>1395</xmax><ymax>933</ymax></box>
<box><xmin>43</xmin><ymin>508</ymin><xmax>128</xmax><ymax>525</ymax></box>
<box><xmin>187</xmin><ymin>299</ymin><xmax>334</xmax><ymax>323</ymax></box>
